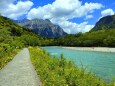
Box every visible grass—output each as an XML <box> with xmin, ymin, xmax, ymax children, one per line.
<box><xmin>0</xmin><ymin>49</ymin><xmax>20</xmax><ymax>69</ymax></box>
<box><xmin>29</xmin><ymin>47</ymin><xmax>114</xmax><ymax>86</ymax></box>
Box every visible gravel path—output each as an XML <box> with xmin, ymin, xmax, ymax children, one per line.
<box><xmin>0</xmin><ymin>48</ymin><xmax>41</xmax><ymax>86</ymax></box>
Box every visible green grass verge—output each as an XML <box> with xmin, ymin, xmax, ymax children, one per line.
<box><xmin>29</xmin><ymin>47</ymin><xmax>114</xmax><ymax>86</ymax></box>
<box><xmin>0</xmin><ymin>49</ymin><xmax>20</xmax><ymax>69</ymax></box>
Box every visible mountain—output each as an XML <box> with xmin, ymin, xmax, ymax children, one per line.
<box><xmin>14</xmin><ymin>19</ymin><xmax>67</xmax><ymax>38</ymax></box>
<box><xmin>91</xmin><ymin>14</ymin><xmax>115</xmax><ymax>31</ymax></box>
<box><xmin>0</xmin><ymin>15</ymin><xmax>60</xmax><ymax>48</ymax></box>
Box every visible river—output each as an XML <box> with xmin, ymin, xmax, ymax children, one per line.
<box><xmin>41</xmin><ymin>46</ymin><xmax>115</xmax><ymax>82</ymax></box>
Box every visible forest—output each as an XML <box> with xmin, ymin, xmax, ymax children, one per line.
<box><xmin>55</xmin><ymin>29</ymin><xmax>115</xmax><ymax>47</ymax></box>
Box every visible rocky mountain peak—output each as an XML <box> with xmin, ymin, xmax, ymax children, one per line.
<box><xmin>14</xmin><ymin>18</ymin><xmax>67</xmax><ymax>38</ymax></box>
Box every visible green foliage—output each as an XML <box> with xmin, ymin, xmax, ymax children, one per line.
<box><xmin>0</xmin><ymin>43</ymin><xmax>20</xmax><ymax>69</ymax></box>
<box><xmin>56</xmin><ymin>29</ymin><xmax>115</xmax><ymax>47</ymax></box>
<box><xmin>10</xmin><ymin>26</ymin><xmax>23</xmax><ymax>36</ymax></box>
<box><xmin>20</xmin><ymin>34</ymin><xmax>41</xmax><ymax>46</ymax></box>
<box><xmin>29</xmin><ymin>47</ymin><xmax>112</xmax><ymax>86</ymax></box>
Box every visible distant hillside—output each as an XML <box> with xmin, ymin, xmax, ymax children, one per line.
<box><xmin>0</xmin><ymin>15</ymin><xmax>57</xmax><ymax>51</ymax></box>
<box><xmin>0</xmin><ymin>15</ymin><xmax>115</xmax><ymax>48</ymax></box>
<box><xmin>0</xmin><ymin>15</ymin><xmax>43</xmax><ymax>47</ymax></box>
<box><xmin>91</xmin><ymin>14</ymin><xmax>115</xmax><ymax>31</ymax></box>
<box><xmin>14</xmin><ymin>19</ymin><xmax>67</xmax><ymax>38</ymax></box>
<box><xmin>56</xmin><ymin>29</ymin><xmax>115</xmax><ymax>47</ymax></box>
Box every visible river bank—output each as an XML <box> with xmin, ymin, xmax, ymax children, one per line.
<box><xmin>62</xmin><ymin>47</ymin><xmax>115</xmax><ymax>52</ymax></box>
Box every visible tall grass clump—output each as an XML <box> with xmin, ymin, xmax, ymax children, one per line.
<box><xmin>0</xmin><ymin>44</ymin><xmax>20</xmax><ymax>69</ymax></box>
<box><xmin>29</xmin><ymin>47</ymin><xmax>114</xmax><ymax>86</ymax></box>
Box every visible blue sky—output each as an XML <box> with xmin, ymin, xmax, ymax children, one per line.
<box><xmin>31</xmin><ymin>0</ymin><xmax>114</xmax><ymax>25</ymax></box>
<box><xmin>0</xmin><ymin>0</ymin><xmax>115</xmax><ymax>34</ymax></box>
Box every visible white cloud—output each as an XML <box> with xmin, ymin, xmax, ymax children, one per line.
<box><xmin>27</xmin><ymin>1</ymin><xmax>103</xmax><ymax>20</ymax></box>
<box><xmin>57</xmin><ymin>21</ymin><xmax>94</xmax><ymax>34</ymax></box>
<box><xmin>85</xmin><ymin>15</ymin><xmax>93</xmax><ymax>20</ymax></box>
<box><xmin>0</xmin><ymin>0</ymin><xmax>33</xmax><ymax>19</ymax></box>
<box><xmin>27</xmin><ymin>0</ymin><xmax>102</xmax><ymax>33</ymax></box>
<box><xmin>0</xmin><ymin>0</ymin><xmax>102</xmax><ymax>34</ymax></box>
<box><xmin>101</xmin><ymin>8</ymin><xmax>114</xmax><ymax>17</ymax></box>
<box><xmin>27</xmin><ymin>0</ymin><xmax>81</xmax><ymax>20</ymax></box>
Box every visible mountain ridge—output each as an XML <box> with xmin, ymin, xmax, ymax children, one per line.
<box><xmin>91</xmin><ymin>14</ymin><xmax>115</xmax><ymax>31</ymax></box>
<box><xmin>14</xmin><ymin>18</ymin><xmax>67</xmax><ymax>38</ymax></box>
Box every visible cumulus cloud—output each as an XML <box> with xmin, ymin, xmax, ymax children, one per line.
<box><xmin>0</xmin><ymin>0</ymin><xmax>33</xmax><ymax>19</ymax></box>
<box><xmin>85</xmin><ymin>15</ymin><xmax>93</xmax><ymax>20</ymax></box>
<box><xmin>27</xmin><ymin>0</ymin><xmax>103</xmax><ymax>20</ymax></box>
<box><xmin>58</xmin><ymin>21</ymin><xmax>94</xmax><ymax>34</ymax></box>
<box><xmin>0</xmin><ymin>0</ymin><xmax>102</xmax><ymax>33</ymax></box>
<box><xmin>27</xmin><ymin>0</ymin><xmax>81</xmax><ymax>20</ymax></box>
<box><xmin>101</xmin><ymin>8</ymin><xmax>114</xmax><ymax>17</ymax></box>
<box><xmin>27</xmin><ymin>0</ymin><xmax>102</xmax><ymax>33</ymax></box>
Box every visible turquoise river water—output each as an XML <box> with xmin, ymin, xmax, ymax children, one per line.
<box><xmin>41</xmin><ymin>46</ymin><xmax>115</xmax><ymax>82</ymax></box>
